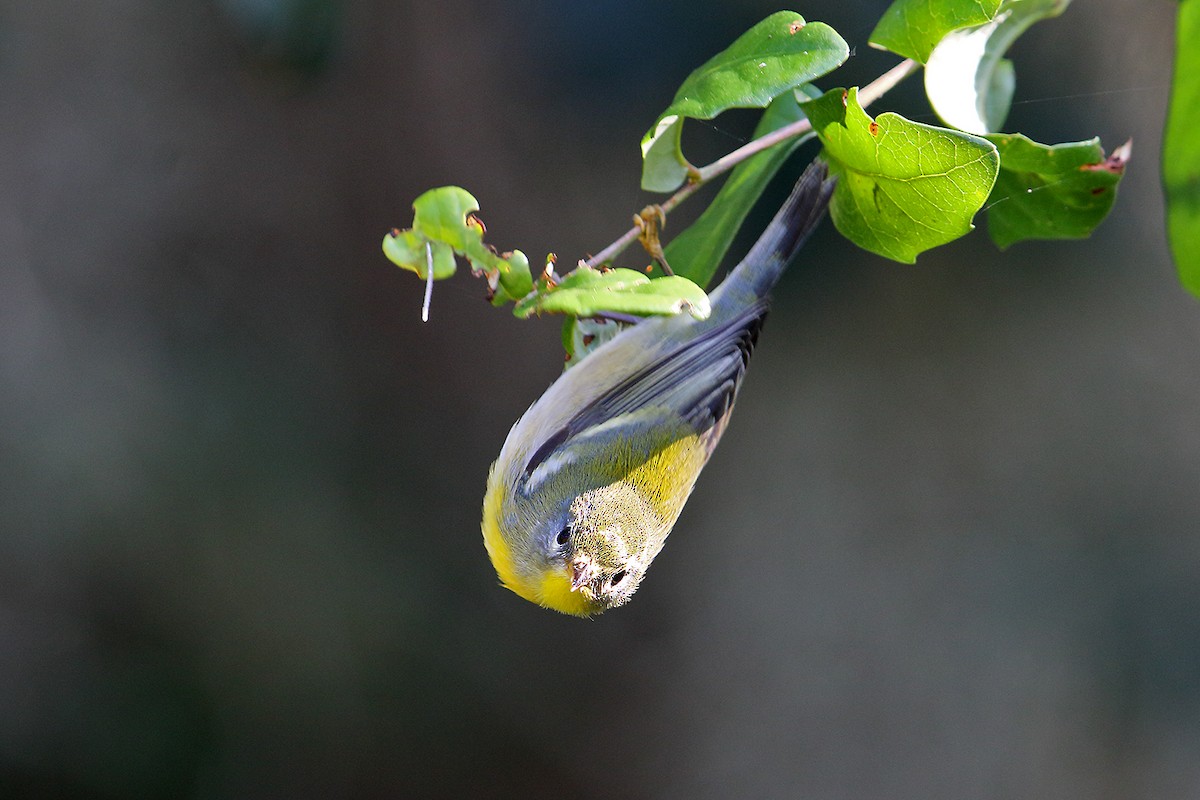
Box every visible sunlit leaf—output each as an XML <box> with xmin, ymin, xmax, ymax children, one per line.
<box><xmin>513</xmin><ymin>267</ymin><xmax>711</xmax><ymax>320</ymax></box>
<box><xmin>925</xmin><ymin>0</ymin><xmax>1071</xmax><ymax>134</ymax></box>
<box><xmin>801</xmin><ymin>87</ymin><xmax>999</xmax><ymax>263</ymax></box>
<box><xmin>869</xmin><ymin>0</ymin><xmax>1003</xmax><ymax>64</ymax></box>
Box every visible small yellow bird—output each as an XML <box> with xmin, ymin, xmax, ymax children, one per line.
<box><xmin>482</xmin><ymin>161</ymin><xmax>835</xmax><ymax>615</ymax></box>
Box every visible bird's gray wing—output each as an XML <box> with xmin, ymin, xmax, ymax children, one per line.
<box><xmin>522</xmin><ymin>300</ymin><xmax>768</xmax><ymax>482</ymax></box>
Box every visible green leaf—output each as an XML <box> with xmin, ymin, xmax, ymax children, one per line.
<box><xmin>640</xmin><ymin>12</ymin><xmax>848</xmax><ymax>192</ymax></box>
<box><xmin>870</xmin><ymin>0</ymin><xmax>1003</xmax><ymax>64</ymax></box>
<box><xmin>925</xmin><ymin>0</ymin><xmax>1071</xmax><ymax>134</ymax></box>
<box><xmin>663</xmin><ymin>87</ymin><xmax>819</xmax><ymax>289</ymax></box>
<box><xmin>382</xmin><ymin>227</ymin><xmax>456</xmax><ymax>279</ymax></box>
<box><xmin>1164</xmin><ymin>0</ymin><xmax>1200</xmax><ymax>297</ymax></box>
<box><xmin>484</xmin><ymin>249</ymin><xmax>533</xmax><ymax>306</ymax></box>
<box><xmin>985</xmin><ymin>134</ymin><xmax>1129</xmax><ymax>249</ymax></box>
<box><xmin>410</xmin><ymin>186</ymin><xmax>482</xmax><ymax>251</ymax></box>
<box><xmin>513</xmin><ymin>267</ymin><xmax>711</xmax><ymax>320</ymax></box>
<box><xmin>801</xmin><ymin>87</ymin><xmax>999</xmax><ymax>263</ymax></box>
<box><xmin>640</xmin><ymin>117</ymin><xmax>689</xmax><ymax>195</ymax></box>
<box><xmin>381</xmin><ymin>186</ymin><xmax>533</xmax><ymax>304</ymax></box>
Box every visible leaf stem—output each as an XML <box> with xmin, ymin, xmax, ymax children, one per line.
<box><xmin>422</xmin><ymin>242</ymin><xmax>434</xmax><ymax>322</ymax></box>
<box><xmin>584</xmin><ymin>57</ymin><xmax>919</xmax><ymax>269</ymax></box>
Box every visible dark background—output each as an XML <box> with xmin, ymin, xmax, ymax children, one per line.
<box><xmin>2</xmin><ymin>1</ymin><xmax>1195</xmax><ymax>798</ymax></box>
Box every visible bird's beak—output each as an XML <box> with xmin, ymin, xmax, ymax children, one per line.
<box><xmin>571</xmin><ymin>558</ymin><xmax>597</xmax><ymax>592</ymax></box>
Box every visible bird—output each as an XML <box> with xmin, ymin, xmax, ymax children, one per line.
<box><xmin>481</xmin><ymin>160</ymin><xmax>835</xmax><ymax>616</ymax></box>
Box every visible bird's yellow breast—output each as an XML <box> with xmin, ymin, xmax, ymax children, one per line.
<box><xmin>481</xmin><ymin>464</ymin><xmax>599</xmax><ymax>616</ymax></box>
<box><xmin>481</xmin><ymin>433</ymin><xmax>709</xmax><ymax>616</ymax></box>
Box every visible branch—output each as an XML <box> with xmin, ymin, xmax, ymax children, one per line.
<box><xmin>584</xmin><ymin>58</ymin><xmax>920</xmax><ymax>269</ymax></box>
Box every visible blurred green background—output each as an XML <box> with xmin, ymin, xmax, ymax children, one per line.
<box><xmin>2</xmin><ymin>1</ymin><xmax>1196</xmax><ymax>798</ymax></box>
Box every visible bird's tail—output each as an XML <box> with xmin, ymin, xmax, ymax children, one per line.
<box><xmin>711</xmin><ymin>160</ymin><xmax>836</xmax><ymax>306</ymax></box>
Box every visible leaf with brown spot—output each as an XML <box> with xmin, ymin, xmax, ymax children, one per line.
<box><xmin>984</xmin><ymin>134</ymin><xmax>1129</xmax><ymax>249</ymax></box>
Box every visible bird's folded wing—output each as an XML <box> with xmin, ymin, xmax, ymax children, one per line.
<box><xmin>522</xmin><ymin>300</ymin><xmax>769</xmax><ymax>487</ymax></box>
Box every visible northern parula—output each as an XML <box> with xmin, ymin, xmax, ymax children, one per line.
<box><xmin>482</xmin><ymin>160</ymin><xmax>835</xmax><ymax>615</ymax></box>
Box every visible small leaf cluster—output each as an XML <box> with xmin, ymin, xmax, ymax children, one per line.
<box><xmin>384</xmin><ymin>0</ymin><xmax>1156</xmax><ymax>356</ymax></box>
<box><xmin>383</xmin><ymin>186</ymin><xmax>531</xmax><ymax>305</ymax></box>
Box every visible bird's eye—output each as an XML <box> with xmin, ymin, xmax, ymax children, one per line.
<box><xmin>555</xmin><ymin>527</ymin><xmax>570</xmax><ymax>546</ymax></box>
<box><xmin>610</xmin><ymin>569</ymin><xmax>627</xmax><ymax>586</ymax></box>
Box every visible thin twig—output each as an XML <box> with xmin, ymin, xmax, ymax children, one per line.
<box><xmin>584</xmin><ymin>58</ymin><xmax>920</xmax><ymax>269</ymax></box>
<box><xmin>857</xmin><ymin>56</ymin><xmax>921</xmax><ymax>108</ymax></box>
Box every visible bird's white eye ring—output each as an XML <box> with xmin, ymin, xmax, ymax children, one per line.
<box><xmin>555</xmin><ymin>527</ymin><xmax>570</xmax><ymax>547</ymax></box>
